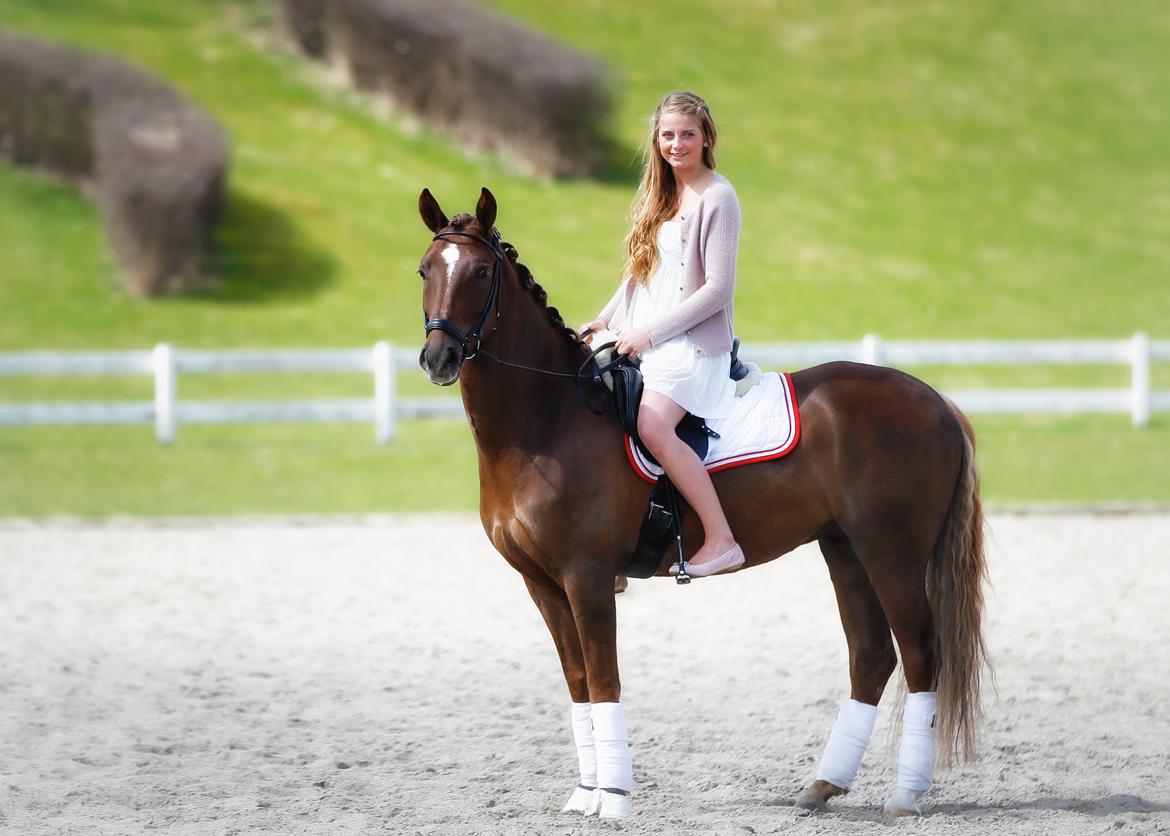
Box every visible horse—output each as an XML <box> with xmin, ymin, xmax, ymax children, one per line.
<box><xmin>415</xmin><ymin>186</ymin><xmax>987</xmax><ymax>819</ymax></box>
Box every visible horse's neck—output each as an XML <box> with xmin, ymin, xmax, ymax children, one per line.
<box><xmin>459</xmin><ymin>289</ymin><xmax>589</xmax><ymax>452</ymax></box>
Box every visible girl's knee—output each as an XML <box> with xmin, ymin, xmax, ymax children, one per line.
<box><xmin>638</xmin><ymin>411</ymin><xmax>670</xmax><ymax>453</ymax></box>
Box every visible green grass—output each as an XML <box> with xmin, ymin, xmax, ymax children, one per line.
<box><xmin>0</xmin><ymin>0</ymin><xmax>1167</xmax><ymax>515</ymax></box>
<box><xmin>0</xmin><ymin>415</ymin><xmax>1165</xmax><ymax>517</ymax></box>
<box><xmin>0</xmin><ymin>421</ymin><xmax>479</xmax><ymax>517</ymax></box>
<box><xmin>975</xmin><ymin>415</ymin><xmax>1170</xmax><ymax>505</ymax></box>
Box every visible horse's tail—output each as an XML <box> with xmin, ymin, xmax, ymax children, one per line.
<box><xmin>928</xmin><ymin>399</ymin><xmax>989</xmax><ymax>767</ymax></box>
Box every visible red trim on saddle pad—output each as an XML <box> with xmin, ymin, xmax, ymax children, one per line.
<box><xmin>624</xmin><ymin>371</ymin><xmax>802</xmax><ymax>485</ymax></box>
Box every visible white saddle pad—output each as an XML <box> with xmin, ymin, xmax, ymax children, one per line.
<box><xmin>625</xmin><ymin>371</ymin><xmax>801</xmax><ymax>483</ymax></box>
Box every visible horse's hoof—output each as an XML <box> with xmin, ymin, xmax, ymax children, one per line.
<box><xmin>795</xmin><ymin>779</ymin><xmax>845</xmax><ymax>814</ymax></box>
<box><xmin>562</xmin><ymin>785</ymin><xmax>596</xmax><ymax>814</ymax></box>
<box><xmin>884</xmin><ymin>787</ymin><xmax>925</xmax><ymax>817</ymax></box>
<box><xmin>588</xmin><ymin>788</ymin><xmax>631</xmax><ymax>818</ymax></box>
<box><xmin>794</xmin><ymin>798</ymin><xmax>825</xmax><ymax>816</ymax></box>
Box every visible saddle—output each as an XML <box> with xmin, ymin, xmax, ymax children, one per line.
<box><xmin>590</xmin><ymin>337</ymin><xmax>759</xmax><ymax>583</ymax></box>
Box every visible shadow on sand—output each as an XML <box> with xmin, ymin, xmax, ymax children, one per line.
<box><xmin>731</xmin><ymin>793</ymin><xmax>1170</xmax><ymax>822</ymax></box>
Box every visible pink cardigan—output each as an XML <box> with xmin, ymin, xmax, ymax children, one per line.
<box><xmin>598</xmin><ymin>172</ymin><xmax>741</xmax><ymax>357</ymax></box>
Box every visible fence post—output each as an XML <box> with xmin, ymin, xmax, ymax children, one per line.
<box><xmin>153</xmin><ymin>342</ymin><xmax>177</xmax><ymax>445</ymax></box>
<box><xmin>861</xmin><ymin>333</ymin><xmax>883</xmax><ymax>366</ymax></box>
<box><xmin>374</xmin><ymin>341</ymin><xmax>396</xmax><ymax>444</ymax></box>
<box><xmin>1131</xmin><ymin>332</ymin><xmax>1150</xmax><ymax>428</ymax></box>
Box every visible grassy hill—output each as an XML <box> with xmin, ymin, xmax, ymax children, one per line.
<box><xmin>0</xmin><ymin>0</ymin><xmax>1167</xmax><ymax>514</ymax></box>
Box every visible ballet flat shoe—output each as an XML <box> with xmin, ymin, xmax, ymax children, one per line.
<box><xmin>683</xmin><ymin>543</ymin><xmax>745</xmax><ymax>578</ymax></box>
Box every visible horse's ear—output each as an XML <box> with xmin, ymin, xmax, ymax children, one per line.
<box><xmin>419</xmin><ymin>188</ymin><xmax>448</xmax><ymax>233</ymax></box>
<box><xmin>475</xmin><ymin>187</ymin><xmax>497</xmax><ymax>234</ymax></box>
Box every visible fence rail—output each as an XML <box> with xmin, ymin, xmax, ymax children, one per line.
<box><xmin>0</xmin><ymin>335</ymin><xmax>1165</xmax><ymax>444</ymax></box>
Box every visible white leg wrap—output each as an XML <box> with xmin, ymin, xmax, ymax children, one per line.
<box><xmin>562</xmin><ymin>702</ymin><xmax>597</xmax><ymax>814</ymax></box>
<box><xmin>571</xmin><ymin>702</ymin><xmax>597</xmax><ymax>787</ymax></box>
<box><xmin>815</xmin><ymin>698</ymin><xmax>879</xmax><ymax>790</ymax></box>
<box><xmin>895</xmin><ymin>691</ymin><xmax>937</xmax><ymax>792</ymax></box>
<box><xmin>589</xmin><ymin>701</ymin><xmax>632</xmax><ymax>818</ymax></box>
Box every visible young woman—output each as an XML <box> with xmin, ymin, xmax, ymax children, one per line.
<box><xmin>582</xmin><ymin>91</ymin><xmax>743</xmax><ymax>578</ymax></box>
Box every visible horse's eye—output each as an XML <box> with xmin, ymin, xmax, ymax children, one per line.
<box><xmin>418</xmin><ymin>267</ymin><xmax>426</xmax><ymax>281</ymax></box>
<box><xmin>477</xmin><ymin>265</ymin><xmax>490</xmax><ymax>279</ymax></box>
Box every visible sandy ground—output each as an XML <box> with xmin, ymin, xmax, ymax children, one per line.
<box><xmin>0</xmin><ymin>513</ymin><xmax>1168</xmax><ymax>836</ymax></box>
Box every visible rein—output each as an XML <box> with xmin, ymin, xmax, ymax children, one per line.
<box><xmin>423</xmin><ymin>228</ymin><xmax>627</xmax><ymax>414</ymax></box>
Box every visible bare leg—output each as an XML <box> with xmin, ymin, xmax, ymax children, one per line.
<box><xmin>637</xmin><ymin>390</ymin><xmax>735</xmax><ymax>567</ymax></box>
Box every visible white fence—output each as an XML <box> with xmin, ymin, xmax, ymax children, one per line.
<box><xmin>0</xmin><ymin>335</ymin><xmax>1165</xmax><ymax>444</ymax></box>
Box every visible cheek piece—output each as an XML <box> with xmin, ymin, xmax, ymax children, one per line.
<box><xmin>423</xmin><ymin>228</ymin><xmax>504</xmax><ymax>361</ymax></box>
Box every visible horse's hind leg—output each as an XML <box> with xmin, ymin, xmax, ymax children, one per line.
<box><xmin>522</xmin><ymin>576</ymin><xmax>598</xmax><ymax>815</ymax></box>
<box><xmin>797</xmin><ymin>532</ymin><xmax>898</xmax><ymax>814</ymax></box>
<box><xmin>848</xmin><ymin>524</ymin><xmax>940</xmax><ymax>817</ymax></box>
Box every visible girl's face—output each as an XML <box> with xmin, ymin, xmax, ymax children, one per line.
<box><xmin>657</xmin><ymin>111</ymin><xmax>706</xmax><ymax>177</ymax></box>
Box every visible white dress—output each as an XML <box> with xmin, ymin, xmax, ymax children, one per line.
<box><xmin>627</xmin><ymin>220</ymin><xmax>736</xmax><ymax>420</ymax></box>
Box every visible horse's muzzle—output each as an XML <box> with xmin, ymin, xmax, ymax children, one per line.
<box><xmin>419</xmin><ymin>334</ymin><xmax>462</xmax><ymax>386</ymax></box>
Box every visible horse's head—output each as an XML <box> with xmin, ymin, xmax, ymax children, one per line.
<box><xmin>416</xmin><ymin>187</ymin><xmax>502</xmax><ymax>386</ymax></box>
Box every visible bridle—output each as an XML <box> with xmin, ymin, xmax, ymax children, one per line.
<box><xmin>423</xmin><ymin>228</ymin><xmax>505</xmax><ymax>361</ymax></box>
<box><xmin>421</xmin><ymin>227</ymin><xmax>628</xmax><ymax>414</ymax></box>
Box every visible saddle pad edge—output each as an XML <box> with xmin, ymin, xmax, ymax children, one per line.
<box><xmin>624</xmin><ymin>372</ymin><xmax>801</xmax><ymax>483</ymax></box>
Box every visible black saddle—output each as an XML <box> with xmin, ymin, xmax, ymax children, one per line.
<box><xmin>608</xmin><ymin>359</ymin><xmax>719</xmax><ymax>467</ymax></box>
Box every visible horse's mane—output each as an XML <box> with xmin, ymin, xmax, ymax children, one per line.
<box><xmin>449</xmin><ymin>212</ymin><xmax>586</xmax><ymax>354</ymax></box>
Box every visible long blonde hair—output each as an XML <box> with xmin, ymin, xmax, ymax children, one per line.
<box><xmin>621</xmin><ymin>92</ymin><xmax>718</xmax><ymax>286</ymax></box>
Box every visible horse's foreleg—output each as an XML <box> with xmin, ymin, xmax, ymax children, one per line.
<box><xmin>798</xmin><ymin>534</ymin><xmax>898</xmax><ymax>814</ymax></box>
<box><xmin>522</xmin><ymin>577</ymin><xmax>597</xmax><ymax>815</ymax></box>
<box><xmin>563</xmin><ymin>569</ymin><xmax>632</xmax><ymax>819</ymax></box>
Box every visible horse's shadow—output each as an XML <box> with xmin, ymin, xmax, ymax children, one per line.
<box><xmin>736</xmin><ymin>793</ymin><xmax>1170</xmax><ymax>821</ymax></box>
<box><xmin>930</xmin><ymin>794</ymin><xmax>1170</xmax><ymax>816</ymax></box>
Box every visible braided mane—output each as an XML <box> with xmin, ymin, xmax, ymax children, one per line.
<box><xmin>448</xmin><ymin>213</ymin><xmax>585</xmax><ymax>354</ymax></box>
<box><xmin>503</xmin><ymin>242</ymin><xmax>586</xmax><ymax>351</ymax></box>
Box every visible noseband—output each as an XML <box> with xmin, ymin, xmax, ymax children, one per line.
<box><xmin>423</xmin><ymin>228</ymin><xmax>504</xmax><ymax>361</ymax></box>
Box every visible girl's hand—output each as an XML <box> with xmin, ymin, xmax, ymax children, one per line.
<box><xmin>579</xmin><ymin>318</ymin><xmax>608</xmax><ymax>344</ymax></box>
<box><xmin>615</xmin><ymin>328</ymin><xmax>652</xmax><ymax>359</ymax></box>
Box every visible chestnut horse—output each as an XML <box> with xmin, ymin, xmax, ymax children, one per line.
<box><xmin>415</xmin><ymin>187</ymin><xmax>987</xmax><ymax>818</ymax></box>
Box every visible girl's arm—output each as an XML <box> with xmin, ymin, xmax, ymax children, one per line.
<box><xmin>644</xmin><ymin>195</ymin><xmax>740</xmax><ymax>347</ymax></box>
<box><xmin>596</xmin><ymin>279</ymin><xmax>627</xmax><ymax>327</ymax></box>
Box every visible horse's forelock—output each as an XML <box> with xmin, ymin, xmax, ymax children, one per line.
<box><xmin>449</xmin><ymin>212</ymin><xmax>475</xmax><ymax>230</ymax></box>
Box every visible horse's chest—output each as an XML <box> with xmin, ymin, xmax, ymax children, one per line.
<box><xmin>478</xmin><ymin>453</ymin><xmax>594</xmax><ymax>570</ymax></box>
<box><xmin>481</xmin><ymin>492</ymin><xmax>564</xmax><ymax>574</ymax></box>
